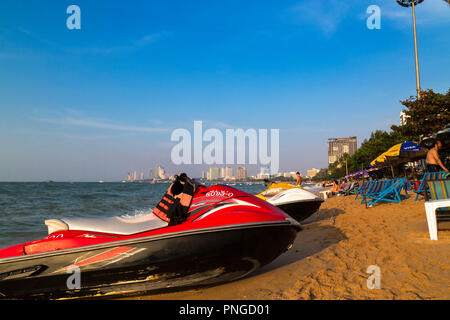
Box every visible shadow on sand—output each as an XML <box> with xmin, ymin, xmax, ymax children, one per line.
<box><xmin>302</xmin><ymin>207</ymin><xmax>346</xmax><ymax>224</ymax></box>
<box><xmin>252</xmin><ymin>208</ymin><xmax>347</xmax><ymax>276</ymax></box>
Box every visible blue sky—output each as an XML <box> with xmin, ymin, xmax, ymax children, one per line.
<box><xmin>0</xmin><ymin>0</ymin><xmax>449</xmax><ymax>181</ymax></box>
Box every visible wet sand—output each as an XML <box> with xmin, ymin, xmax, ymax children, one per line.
<box><xmin>125</xmin><ymin>195</ymin><xmax>450</xmax><ymax>300</ymax></box>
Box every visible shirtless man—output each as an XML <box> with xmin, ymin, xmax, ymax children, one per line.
<box><xmin>426</xmin><ymin>140</ymin><xmax>448</xmax><ymax>173</ymax></box>
<box><xmin>296</xmin><ymin>172</ymin><xmax>302</xmax><ymax>186</ymax></box>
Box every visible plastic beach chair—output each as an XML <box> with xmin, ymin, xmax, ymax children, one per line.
<box><xmin>424</xmin><ymin>179</ymin><xmax>450</xmax><ymax>240</ymax></box>
<box><xmin>414</xmin><ymin>171</ymin><xmax>446</xmax><ymax>201</ymax></box>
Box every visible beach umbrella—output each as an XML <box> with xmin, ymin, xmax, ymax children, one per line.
<box><xmin>436</xmin><ymin>127</ymin><xmax>450</xmax><ymax>145</ymax></box>
<box><xmin>419</xmin><ymin>136</ymin><xmax>436</xmax><ymax>149</ymax></box>
<box><xmin>370</xmin><ymin>141</ymin><xmax>428</xmax><ymax>168</ymax></box>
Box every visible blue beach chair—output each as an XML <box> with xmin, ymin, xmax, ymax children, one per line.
<box><xmin>361</xmin><ymin>179</ymin><xmax>395</xmax><ymax>204</ymax></box>
<box><xmin>355</xmin><ymin>181</ymin><xmax>374</xmax><ymax>200</ymax></box>
<box><xmin>364</xmin><ymin>178</ymin><xmax>408</xmax><ymax>207</ymax></box>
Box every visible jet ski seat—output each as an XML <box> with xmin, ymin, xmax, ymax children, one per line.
<box><xmin>45</xmin><ymin>213</ymin><xmax>168</xmax><ymax>236</ymax></box>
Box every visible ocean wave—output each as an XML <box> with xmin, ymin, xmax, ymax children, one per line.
<box><xmin>119</xmin><ymin>208</ymin><xmax>154</xmax><ymax>220</ymax></box>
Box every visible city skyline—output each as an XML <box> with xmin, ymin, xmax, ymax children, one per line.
<box><xmin>125</xmin><ymin>163</ymin><xmax>319</xmax><ymax>183</ymax></box>
<box><xmin>1</xmin><ymin>1</ymin><xmax>449</xmax><ymax>181</ymax></box>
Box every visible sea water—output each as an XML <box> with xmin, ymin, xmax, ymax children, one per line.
<box><xmin>0</xmin><ymin>182</ymin><xmax>266</xmax><ymax>248</ymax></box>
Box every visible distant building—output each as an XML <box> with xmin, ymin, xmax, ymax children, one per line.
<box><xmin>328</xmin><ymin>137</ymin><xmax>357</xmax><ymax>164</ymax></box>
<box><xmin>307</xmin><ymin>168</ymin><xmax>320</xmax><ymax>178</ymax></box>
<box><xmin>236</xmin><ymin>167</ymin><xmax>247</xmax><ymax>180</ymax></box>
<box><xmin>220</xmin><ymin>167</ymin><xmax>233</xmax><ymax>179</ymax></box>
<box><xmin>400</xmin><ymin>110</ymin><xmax>409</xmax><ymax>126</ymax></box>
<box><xmin>208</xmin><ymin>167</ymin><xmax>220</xmax><ymax>180</ymax></box>
<box><xmin>283</xmin><ymin>172</ymin><xmax>297</xmax><ymax>179</ymax></box>
<box><xmin>156</xmin><ymin>165</ymin><xmax>165</xmax><ymax>179</ymax></box>
<box><xmin>257</xmin><ymin>167</ymin><xmax>270</xmax><ymax>180</ymax></box>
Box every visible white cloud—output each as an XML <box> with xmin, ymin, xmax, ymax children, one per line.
<box><xmin>290</xmin><ymin>0</ymin><xmax>450</xmax><ymax>34</ymax></box>
<box><xmin>289</xmin><ymin>0</ymin><xmax>351</xmax><ymax>35</ymax></box>
<box><xmin>12</xmin><ymin>28</ymin><xmax>167</xmax><ymax>55</ymax></box>
<box><xmin>34</xmin><ymin>117</ymin><xmax>169</xmax><ymax>133</ymax></box>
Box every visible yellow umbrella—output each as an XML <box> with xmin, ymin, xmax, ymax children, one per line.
<box><xmin>370</xmin><ymin>141</ymin><xmax>427</xmax><ymax>168</ymax></box>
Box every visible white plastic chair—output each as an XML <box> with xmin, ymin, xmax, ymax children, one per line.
<box><xmin>423</xmin><ymin>179</ymin><xmax>450</xmax><ymax>240</ymax></box>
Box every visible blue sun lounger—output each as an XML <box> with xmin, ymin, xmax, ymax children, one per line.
<box><xmin>362</xmin><ymin>178</ymin><xmax>407</xmax><ymax>207</ymax></box>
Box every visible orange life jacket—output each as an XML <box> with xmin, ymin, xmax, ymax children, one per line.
<box><xmin>152</xmin><ymin>179</ymin><xmax>194</xmax><ymax>225</ymax></box>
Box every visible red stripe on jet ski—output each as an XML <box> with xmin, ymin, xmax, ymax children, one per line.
<box><xmin>69</xmin><ymin>246</ymin><xmax>134</xmax><ymax>268</ymax></box>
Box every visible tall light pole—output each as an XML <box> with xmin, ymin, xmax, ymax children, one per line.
<box><xmin>397</xmin><ymin>0</ymin><xmax>424</xmax><ymax>99</ymax></box>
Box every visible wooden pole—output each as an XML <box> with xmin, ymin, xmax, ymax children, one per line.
<box><xmin>412</xmin><ymin>2</ymin><xmax>421</xmax><ymax>99</ymax></box>
<box><xmin>345</xmin><ymin>160</ymin><xmax>348</xmax><ymax>176</ymax></box>
<box><xmin>362</xmin><ymin>164</ymin><xmax>367</xmax><ymax>209</ymax></box>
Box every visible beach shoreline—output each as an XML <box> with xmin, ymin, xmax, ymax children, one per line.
<box><xmin>124</xmin><ymin>195</ymin><xmax>450</xmax><ymax>300</ymax></box>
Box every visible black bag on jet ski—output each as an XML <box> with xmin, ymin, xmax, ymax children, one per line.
<box><xmin>152</xmin><ymin>174</ymin><xmax>195</xmax><ymax>226</ymax></box>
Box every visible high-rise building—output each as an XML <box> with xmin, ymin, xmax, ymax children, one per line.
<box><xmin>156</xmin><ymin>165</ymin><xmax>165</xmax><ymax>179</ymax></box>
<box><xmin>236</xmin><ymin>167</ymin><xmax>247</xmax><ymax>180</ymax></box>
<box><xmin>223</xmin><ymin>167</ymin><xmax>233</xmax><ymax>180</ymax></box>
<box><xmin>208</xmin><ymin>167</ymin><xmax>220</xmax><ymax>180</ymax></box>
<box><xmin>328</xmin><ymin>137</ymin><xmax>357</xmax><ymax>164</ymax></box>
<box><xmin>400</xmin><ymin>110</ymin><xmax>409</xmax><ymax>126</ymax></box>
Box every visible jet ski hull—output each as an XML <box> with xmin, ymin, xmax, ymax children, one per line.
<box><xmin>0</xmin><ymin>222</ymin><xmax>297</xmax><ymax>299</ymax></box>
<box><xmin>275</xmin><ymin>200</ymin><xmax>323</xmax><ymax>222</ymax></box>
<box><xmin>257</xmin><ymin>184</ymin><xmax>323</xmax><ymax>222</ymax></box>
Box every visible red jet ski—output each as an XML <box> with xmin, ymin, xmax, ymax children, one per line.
<box><xmin>0</xmin><ymin>176</ymin><xmax>300</xmax><ymax>299</ymax></box>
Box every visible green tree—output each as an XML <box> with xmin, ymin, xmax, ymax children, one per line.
<box><xmin>391</xmin><ymin>88</ymin><xmax>450</xmax><ymax>141</ymax></box>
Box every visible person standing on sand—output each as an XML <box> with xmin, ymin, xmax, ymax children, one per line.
<box><xmin>330</xmin><ymin>180</ymin><xmax>340</xmax><ymax>195</ymax></box>
<box><xmin>426</xmin><ymin>139</ymin><xmax>448</xmax><ymax>173</ymax></box>
<box><xmin>296</xmin><ymin>172</ymin><xmax>302</xmax><ymax>186</ymax></box>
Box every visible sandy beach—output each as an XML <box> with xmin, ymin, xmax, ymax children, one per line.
<box><xmin>125</xmin><ymin>194</ymin><xmax>450</xmax><ymax>300</ymax></box>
